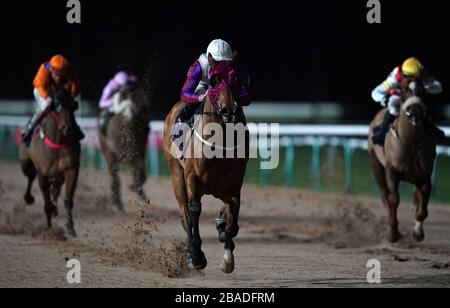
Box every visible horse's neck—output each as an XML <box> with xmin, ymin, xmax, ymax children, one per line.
<box><xmin>44</xmin><ymin>115</ymin><xmax>62</xmax><ymax>143</ymax></box>
<box><xmin>43</xmin><ymin>114</ymin><xmax>59</xmax><ymax>141</ymax></box>
<box><xmin>397</xmin><ymin>112</ymin><xmax>424</xmax><ymax>145</ymax></box>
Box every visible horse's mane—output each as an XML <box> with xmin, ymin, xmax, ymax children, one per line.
<box><xmin>53</xmin><ymin>89</ymin><xmax>76</xmax><ymax>112</ymax></box>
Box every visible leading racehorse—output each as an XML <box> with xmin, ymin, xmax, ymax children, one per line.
<box><xmin>163</xmin><ymin>60</ymin><xmax>249</xmax><ymax>273</ymax></box>
<box><xmin>19</xmin><ymin>89</ymin><xmax>81</xmax><ymax>238</ymax></box>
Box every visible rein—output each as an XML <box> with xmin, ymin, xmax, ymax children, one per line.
<box><xmin>191</xmin><ymin>102</ymin><xmax>245</xmax><ymax>151</ymax></box>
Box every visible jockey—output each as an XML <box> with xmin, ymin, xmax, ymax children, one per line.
<box><xmin>371</xmin><ymin>57</ymin><xmax>445</xmax><ymax>145</ymax></box>
<box><xmin>21</xmin><ymin>54</ymin><xmax>83</xmax><ymax>147</ymax></box>
<box><xmin>98</xmin><ymin>71</ymin><xmax>139</xmax><ymax>132</ymax></box>
<box><xmin>172</xmin><ymin>39</ymin><xmax>251</xmax><ymax>140</ymax></box>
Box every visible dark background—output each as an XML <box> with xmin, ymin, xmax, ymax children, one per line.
<box><xmin>1</xmin><ymin>0</ymin><xmax>448</xmax><ymax>121</ymax></box>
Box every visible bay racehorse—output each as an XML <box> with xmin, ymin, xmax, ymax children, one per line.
<box><xmin>163</xmin><ymin>60</ymin><xmax>249</xmax><ymax>273</ymax></box>
<box><xmin>19</xmin><ymin>89</ymin><xmax>81</xmax><ymax>237</ymax></box>
<box><xmin>98</xmin><ymin>85</ymin><xmax>150</xmax><ymax>211</ymax></box>
<box><xmin>369</xmin><ymin>80</ymin><xmax>438</xmax><ymax>243</ymax></box>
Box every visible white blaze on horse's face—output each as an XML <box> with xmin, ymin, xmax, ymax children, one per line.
<box><xmin>402</xmin><ymin>96</ymin><xmax>426</xmax><ymax>127</ymax></box>
<box><xmin>409</xmin><ymin>81</ymin><xmax>418</xmax><ymax>94</ymax></box>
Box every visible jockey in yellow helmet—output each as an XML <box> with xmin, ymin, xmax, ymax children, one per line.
<box><xmin>371</xmin><ymin>57</ymin><xmax>445</xmax><ymax>145</ymax></box>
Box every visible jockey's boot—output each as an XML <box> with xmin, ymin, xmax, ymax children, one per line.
<box><xmin>372</xmin><ymin>112</ymin><xmax>397</xmax><ymax>146</ymax></box>
<box><xmin>21</xmin><ymin>110</ymin><xmax>47</xmax><ymax>147</ymax></box>
<box><xmin>171</xmin><ymin>103</ymin><xmax>200</xmax><ymax>152</ymax></box>
<box><xmin>99</xmin><ymin>111</ymin><xmax>114</xmax><ymax>136</ymax></box>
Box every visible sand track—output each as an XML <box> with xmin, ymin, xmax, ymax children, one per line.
<box><xmin>1</xmin><ymin>161</ymin><xmax>450</xmax><ymax>288</ymax></box>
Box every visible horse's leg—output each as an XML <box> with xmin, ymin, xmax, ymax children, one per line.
<box><xmin>108</xmin><ymin>156</ymin><xmax>123</xmax><ymax>211</ymax></box>
<box><xmin>50</xmin><ymin>175</ymin><xmax>64</xmax><ymax>207</ymax></box>
<box><xmin>186</xmin><ymin>173</ymin><xmax>207</xmax><ymax>270</ymax></box>
<box><xmin>218</xmin><ymin>192</ymin><xmax>241</xmax><ymax>274</ymax></box>
<box><xmin>370</xmin><ymin>153</ymin><xmax>390</xmax><ymax>204</ymax></box>
<box><xmin>131</xmin><ymin>156</ymin><xmax>148</xmax><ymax>202</ymax></box>
<box><xmin>38</xmin><ymin>174</ymin><xmax>56</xmax><ymax>230</ymax></box>
<box><xmin>168</xmin><ymin>160</ymin><xmax>194</xmax><ymax>267</ymax></box>
<box><xmin>169</xmin><ymin>161</ymin><xmax>190</xmax><ymax>231</ymax></box>
<box><xmin>63</xmin><ymin>167</ymin><xmax>79</xmax><ymax>238</ymax></box>
<box><xmin>412</xmin><ymin>180</ymin><xmax>432</xmax><ymax>242</ymax></box>
<box><xmin>386</xmin><ymin>166</ymin><xmax>401</xmax><ymax>243</ymax></box>
<box><xmin>21</xmin><ymin>158</ymin><xmax>36</xmax><ymax>205</ymax></box>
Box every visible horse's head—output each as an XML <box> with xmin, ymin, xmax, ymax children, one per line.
<box><xmin>117</xmin><ymin>83</ymin><xmax>142</xmax><ymax>119</ymax></box>
<box><xmin>51</xmin><ymin>89</ymin><xmax>77</xmax><ymax>137</ymax></box>
<box><xmin>207</xmin><ymin>60</ymin><xmax>240</xmax><ymax>124</ymax></box>
<box><xmin>400</xmin><ymin>77</ymin><xmax>424</xmax><ymax>100</ymax></box>
<box><xmin>401</xmin><ymin>96</ymin><xmax>427</xmax><ymax>128</ymax></box>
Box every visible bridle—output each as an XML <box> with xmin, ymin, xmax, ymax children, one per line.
<box><xmin>40</xmin><ymin>98</ymin><xmax>74</xmax><ymax>150</ymax></box>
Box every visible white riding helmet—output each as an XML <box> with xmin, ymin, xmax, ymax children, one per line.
<box><xmin>206</xmin><ymin>39</ymin><xmax>233</xmax><ymax>62</ymax></box>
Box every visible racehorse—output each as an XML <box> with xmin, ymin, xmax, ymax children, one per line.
<box><xmin>369</xmin><ymin>80</ymin><xmax>438</xmax><ymax>243</ymax></box>
<box><xmin>163</xmin><ymin>60</ymin><xmax>249</xmax><ymax>273</ymax></box>
<box><xmin>19</xmin><ymin>90</ymin><xmax>81</xmax><ymax>237</ymax></box>
<box><xmin>98</xmin><ymin>85</ymin><xmax>150</xmax><ymax>211</ymax></box>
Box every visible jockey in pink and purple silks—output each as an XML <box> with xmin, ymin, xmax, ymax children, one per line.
<box><xmin>98</xmin><ymin>71</ymin><xmax>139</xmax><ymax>133</ymax></box>
<box><xmin>99</xmin><ymin>71</ymin><xmax>138</xmax><ymax>110</ymax></box>
<box><xmin>173</xmin><ymin>39</ymin><xmax>251</xmax><ymax>138</ymax></box>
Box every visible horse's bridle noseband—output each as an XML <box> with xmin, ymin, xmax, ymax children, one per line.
<box><xmin>202</xmin><ymin>101</ymin><xmax>238</xmax><ymax>124</ymax></box>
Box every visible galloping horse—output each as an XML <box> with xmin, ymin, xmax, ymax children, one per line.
<box><xmin>19</xmin><ymin>90</ymin><xmax>81</xmax><ymax>237</ymax></box>
<box><xmin>98</xmin><ymin>85</ymin><xmax>150</xmax><ymax>211</ymax></box>
<box><xmin>163</xmin><ymin>61</ymin><xmax>249</xmax><ymax>273</ymax></box>
<box><xmin>369</xmin><ymin>80</ymin><xmax>438</xmax><ymax>243</ymax></box>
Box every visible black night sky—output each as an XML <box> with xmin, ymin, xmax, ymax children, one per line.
<box><xmin>1</xmin><ymin>0</ymin><xmax>449</xmax><ymax>120</ymax></box>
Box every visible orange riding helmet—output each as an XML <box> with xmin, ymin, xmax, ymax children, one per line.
<box><xmin>49</xmin><ymin>54</ymin><xmax>70</xmax><ymax>75</ymax></box>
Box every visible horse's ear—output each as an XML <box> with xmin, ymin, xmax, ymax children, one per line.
<box><xmin>232</xmin><ymin>51</ymin><xmax>239</xmax><ymax>70</ymax></box>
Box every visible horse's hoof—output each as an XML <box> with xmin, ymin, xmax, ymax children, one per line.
<box><xmin>136</xmin><ymin>190</ymin><xmax>148</xmax><ymax>202</ymax></box>
<box><xmin>188</xmin><ymin>253</ymin><xmax>207</xmax><ymax>270</ymax></box>
<box><xmin>111</xmin><ymin>199</ymin><xmax>125</xmax><ymax>213</ymax></box>
<box><xmin>220</xmin><ymin>250</ymin><xmax>235</xmax><ymax>274</ymax></box>
<box><xmin>413</xmin><ymin>231</ymin><xmax>425</xmax><ymax>242</ymax></box>
<box><xmin>24</xmin><ymin>194</ymin><xmax>35</xmax><ymax>205</ymax></box>
<box><xmin>65</xmin><ymin>227</ymin><xmax>77</xmax><ymax>238</ymax></box>
<box><xmin>112</xmin><ymin>204</ymin><xmax>125</xmax><ymax>214</ymax></box>
<box><xmin>220</xmin><ymin>260</ymin><xmax>235</xmax><ymax>274</ymax></box>
<box><xmin>388</xmin><ymin>230</ymin><xmax>401</xmax><ymax>243</ymax></box>
<box><xmin>413</xmin><ymin>221</ymin><xmax>425</xmax><ymax>242</ymax></box>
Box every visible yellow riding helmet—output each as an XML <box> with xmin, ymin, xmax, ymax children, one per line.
<box><xmin>401</xmin><ymin>57</ymin><xmax>423</xmax><ymax>77</ymax></box>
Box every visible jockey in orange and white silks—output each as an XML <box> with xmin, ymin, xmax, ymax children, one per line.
<box><xmin>21</xmin><ymin>54</ymin><xmax>84</xmax><ymax>147</ymax></box>
<box><xmin>371</xmin><ymin>57</ymin><xmax>445</xmax><ymax>145</ymax></box>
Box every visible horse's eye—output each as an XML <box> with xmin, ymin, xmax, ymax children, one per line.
<box><xmin>209</xmin><ymin>74</ymin><xmax>221</xmax><ymax>88</ymax></box>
